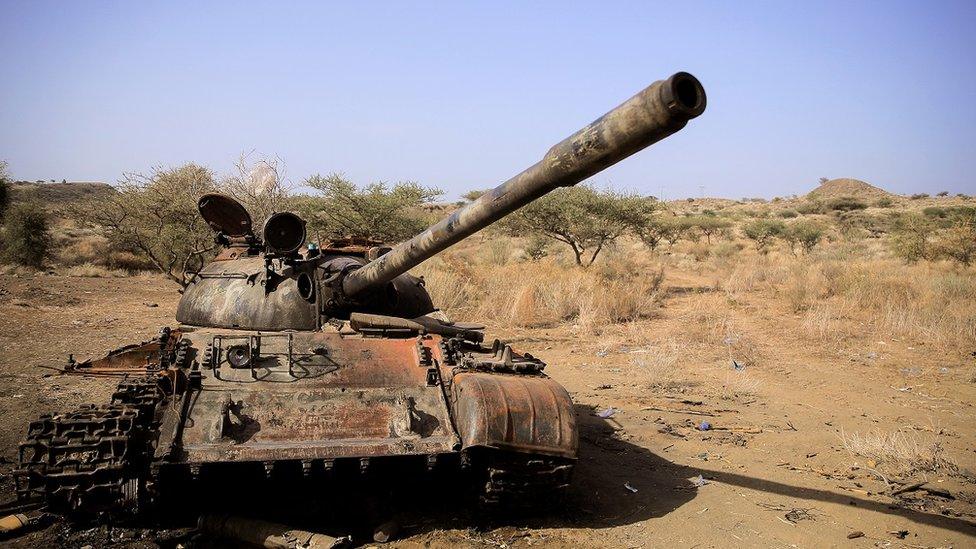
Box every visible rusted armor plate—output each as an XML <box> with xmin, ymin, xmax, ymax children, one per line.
<box><xmin>158</xmin><ymin>330</ymin><xmax>459</xmax><ymax>463</ymax></box>
<box><xmin>449</xmin><ymin>371</ymin><xmax>578</xmax><ymax>459</ymax></box>
<box><xmin>66</xmin><ymin>329</ymin><xmax>183</xmax><ymax>375</ymax></box>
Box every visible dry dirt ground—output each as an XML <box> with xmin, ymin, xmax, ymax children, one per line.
<box><xmin>0</xmin><ymin>272</ymin><xmax>974</xmax><ymax>548</ymax></box>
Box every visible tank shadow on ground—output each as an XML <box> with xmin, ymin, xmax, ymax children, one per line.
<box><xmin>395</xmin><ymin>403</ymin><xmax>974</xmax><ymax>539</ymax></box>
<box><xmin>528</xmin><ymin>404</ymin><xmax>974</xmax><ymax>536</ymax></box>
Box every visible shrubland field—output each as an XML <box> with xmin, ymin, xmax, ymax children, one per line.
<box><xmin>1</xmin><ymin>172</ymin><xmax>974</xmax><ymax>547</ymax></box>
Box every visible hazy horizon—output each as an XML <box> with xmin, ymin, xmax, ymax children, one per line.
<box><xmin>2</xmin><ymin>1</ymin><xmax>974</xmax><ymax>200</ymax></box>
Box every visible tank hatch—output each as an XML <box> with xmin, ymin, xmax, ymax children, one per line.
<box><xmin>199</xmin><ymin>193</ymin><xmax>253</xmax><ymax>237</ymax></box>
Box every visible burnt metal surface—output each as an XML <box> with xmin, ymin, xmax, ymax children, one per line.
<box><xmin>15</xmin><ymin>378</ymin><xmax>162</xmax><ymax>512</ymax></box>
<box><xmin>450</xmin><ymin>371</ymin><xmax>578</xmax><ymax>459</ymax></box>
<box><xmin>342</xmin><ymin>72</ymin><xmax>706</xmax><ymax>297</ymax></box>
<box><xmin>158</xmin><ymin>330</ymin><xmax>460</xmax><ymax>464</ymax></box>
<box><xmin>177</xmin><ymin>258</ymin><xmax>318</xmax><ymax>330</ymax></box>
<box><xmin>65</xmin><ymin>328</ymin><xmax>184</xmax><ymax>375</ymax></box>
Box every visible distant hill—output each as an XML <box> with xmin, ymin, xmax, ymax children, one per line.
<box><xmin>10</xmin><ymin>180</ymin><xmax>116</xmax><ymax>204</ymax></box>
<box><xmin>805</xmin><ymin>178</ymin><xmax>893</xmax><ymax>201</ymax></box>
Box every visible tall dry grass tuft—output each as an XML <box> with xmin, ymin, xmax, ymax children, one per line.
<box><xmin>713</xmin><ymin>249</ymin><xmax>976</xmax><ymax>356</ymax></box>
<box><xmin>840</xmin><ymin>429</ymin><xmax>958</xmax><ymax>481</ymax></box>
<box><xmin>813</xmin><ymin>259</ymin><xmax>976</xmax><ymax>352</ymax></box>
<box><xmin>63</xmin><ymin>263</ymin><xmax>129</xmax><ymax>278</ymax></box>
<box><xmin>635</xmin><ymin>339</ymin><xmax>694</xmax><ymax>391</ymax></box>
<box><xmin>413</xmin><ymin>254</ymin><xmax>664</xmax><ymax>330</ymax></box>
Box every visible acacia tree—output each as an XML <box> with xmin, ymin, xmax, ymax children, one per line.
<box><xmin>689</xmin><ymin>216</ymin><xmax>732</xmax><ymax>244</ymax></box>
<box><xmin>75</xmin><ymin>164</ymin><xmax>217</xmax><ymax>287</ymax></box>
<box><xmin>303</xmin><ymin>173</ymin><xmax>442</xmax><ymax>242</ymax></box>
<box><xmin>502</xmin><ymin>186</ymin><xmax>653</xmax><ymax>266</ymax></box>
<box><xmin>932</xmin><ymin>211</ymin><xmax>976</xmax><ymax>266</ymax></box>
<box><xmin>743</xmin><ymin>219</ymin><xmax>786</xmax><ymax>253</ymax></box>
<box><xmin>661</xmin><ymin>217</ymin><xmax>693</xmax><ymax>248</ymax></box>
<box><xmin>633</xmin><ymin>216</ymin><xmax>670</xmax><ymax>251</ymax></box>
<box><xmin>782</xmin><ymin>220</ymin><xmax>825</xmax><ymax>255</ymax></box>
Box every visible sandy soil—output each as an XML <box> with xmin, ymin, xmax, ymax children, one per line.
<box><xmin>0</xmin><ymin>272</ymin><xmax>973</xmax><ymax>548</ymax></box>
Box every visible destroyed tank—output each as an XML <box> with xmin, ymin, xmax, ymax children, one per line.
<box><xmin>14</xmin><ymin>72</ymin><xmax>706</xmax><ymax>515</ymax></box>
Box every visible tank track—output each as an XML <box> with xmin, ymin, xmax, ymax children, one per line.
<box><xmin>14</xmin><ymin>377</ymin><xmax>162</xmax><ymax>515</ymax></box>
<box><xmin>479</xmin><ymin>452</ymin><xmax>574</xmax><ymax>509</ymax></box>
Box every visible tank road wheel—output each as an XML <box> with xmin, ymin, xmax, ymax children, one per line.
<box><xmin>478</xmin><ymin>451</ymin><xmax>575</xmax><ymax>512</ymax></box>
<box><xmin>14</xmin><ymin>378</ymin><xmax>162</xmax><ymax>516</ymax></box>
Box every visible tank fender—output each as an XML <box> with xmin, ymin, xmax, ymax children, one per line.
<box><xmin>450</xmin><ymin>372</ymin><xmax>577</xmax><ymax>459</ymax></box>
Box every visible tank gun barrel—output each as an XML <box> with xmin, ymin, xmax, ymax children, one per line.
<box><xmin>342</xmin><ymin>71</ymin><xmax>706</xmax><ymax>298</ymax></box>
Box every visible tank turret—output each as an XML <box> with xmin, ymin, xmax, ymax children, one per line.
<box><xmin>177</xmin><ymin>72</ymin><xmax>705</xmax><ymax>328</ymax></box>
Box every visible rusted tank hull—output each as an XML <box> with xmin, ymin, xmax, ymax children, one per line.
<box><xmin>151</xmin><ymin>328</ymin><xmax>577</xmax><ymax>469</ymax></box>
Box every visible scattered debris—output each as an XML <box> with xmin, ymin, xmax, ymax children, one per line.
<box><xmin>698</xmin><ymin>421</ymin><xmax>712</xmax><ymax>431</ymax></box>
<box><xmin>624</xmin><ymin>482</ymin><xmax>639</xmax><ymax>493</ymax></box>
<box><xmin>890</xmin><ymin>482</ymin><xmax>954</xmax><ymax>499</ymax></box>
<box><xmin>890</xmin><ymin>481</ymin><xmax>926</xmax><ymax>496</ymax></box>
<box><xmin>888</xmin><ymin>530</ymin><xmax>909</xmax><ymax>539</ymax></box>
<box><xmin>198</xmin><ymin>514</ymin><xmax>351</xmax><ymax>548</ymax></box>
<box><xmin>784</xmin><ymin>508</ymin><xmax>816</xmax><ymax>523</ymax></box>
<box><xmin>692</xmin><ymin>475</ymin><xmax>709</xmax><ymax>487</ymax></box>
<box><xmin>642</xmin><ymin>406</ymin><xmax>716</xmax><ymax>417</ymax></box>
<box><xmin>597</xmin><ymin>407</ymin><xmax>616</xmax><ymax>419</ymax></box>
<box><xmin>596</xmin><ymin>384</ymin><xmax>613</xmax><ymax>390</ymax></box>
<box><xmin>847</xmin><ymin>531</ymin><xmax>864</xmax><ymax>539</ymax></box>
<box><xmin>0</xmin><ymin>510</ymin><xmax>50</xmax><ymax>537</ymax></box>
<box><xmin>373</xmin><ymin>520</ymin><xmax>399</xmax><ymax>543</ymax></box>
<box><xmin>732</xmin><ymin>359</ymin><xmax>745</xmax><ymax>371</ymax></box>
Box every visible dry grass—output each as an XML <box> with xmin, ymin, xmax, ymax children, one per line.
<box><xmin>720</xmin><ymin>371</ymin><xmax>763</xmax><ymax>400</ymax></box>
<box><xmin>707</xmin><ymin>247</ymin><xmax>976</xmax><ymax>356</ymax></box>
<box><xmin>840</xmin><ymin>429</ymin><xmax>958</xmax><ymax>481</ymax></box>
<box><xmin>414</xmin><ymin>253</ymin><xmax>664</xmax><ymax>332</ymax></box>
<box><xmin>56</xmin><ymin>235</ymin><xmax>112</xmax><ymax>267</ymax></box>
<box><xmin>63</xmin><ymin>263</ymin><xmax>129</xmax><ymax>278</ymax></box>
<box><xmin>634</xmin><ymin>339</ymin><xmax>694</xmax><ymax>391</ymax></box>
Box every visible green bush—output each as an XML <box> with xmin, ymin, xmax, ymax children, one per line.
<box><xmin>931</xmin><ymin>211</ymin><xmax>976</xmax><ymax>266</ymax></box>
<box><xmin>796</xmin><ymin>201</ymin><xmax>825</xmax><ymax>215</ymax></box>
<box><xmin>937</xmin><ymin>191</ymin><xmax>949</xmax><ymax>197</ymax></box>
<box><xmin>521</xmin><ymin>235</ymin><xmax>549</xmax><ymax>261</ymax></box>
<box><xmin>687</xmin><ymin>216</ymin><xmax>732</xmax><ymax>243</ymax></box>
<box><xmin>742</xmin><ymin>219</ymin><xmax>785</xmax><ymax>253</ymax></box>
<box><xmin>777</xmin><ymin>209</ymin><xmax>798</xmax><ymax>218</ymax></box>
<box><xmin>922</xmin><ymin>206</ymin><xmax>948</xmax><ymax>218</ymax></box>
<box><xmin>873</xmin><ymin>197</ymin><xmax>894</xmax><ymax>208</ymax></box>
<box><xmin>827</xmin><ymin>196</ymin><xmax>867</xmax><ymax>212</ymax></box>
<box><xmin>910</xmin><ymin>193</ymin><xmax>930</xmax><ymax>200</ymax></box>
<box><xmin>889</xmin><ymin>213</ymin><xmax>933</xmax><ymax>263</ymax></box>
<box><xmin>1</xmin><ymin>201</ymin><xmax>51</xmax><ymax>267</ymax></box>
<box><xmin>782</xmin><ymin>220</ymin><xmax>825</xmax><ymax>254</ymax></box>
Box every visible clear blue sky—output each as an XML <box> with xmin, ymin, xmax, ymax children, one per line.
<box><xmin>2</xmin><ymin>1</ymin><xmax>974</xmax><ymax>199</ymax></box>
